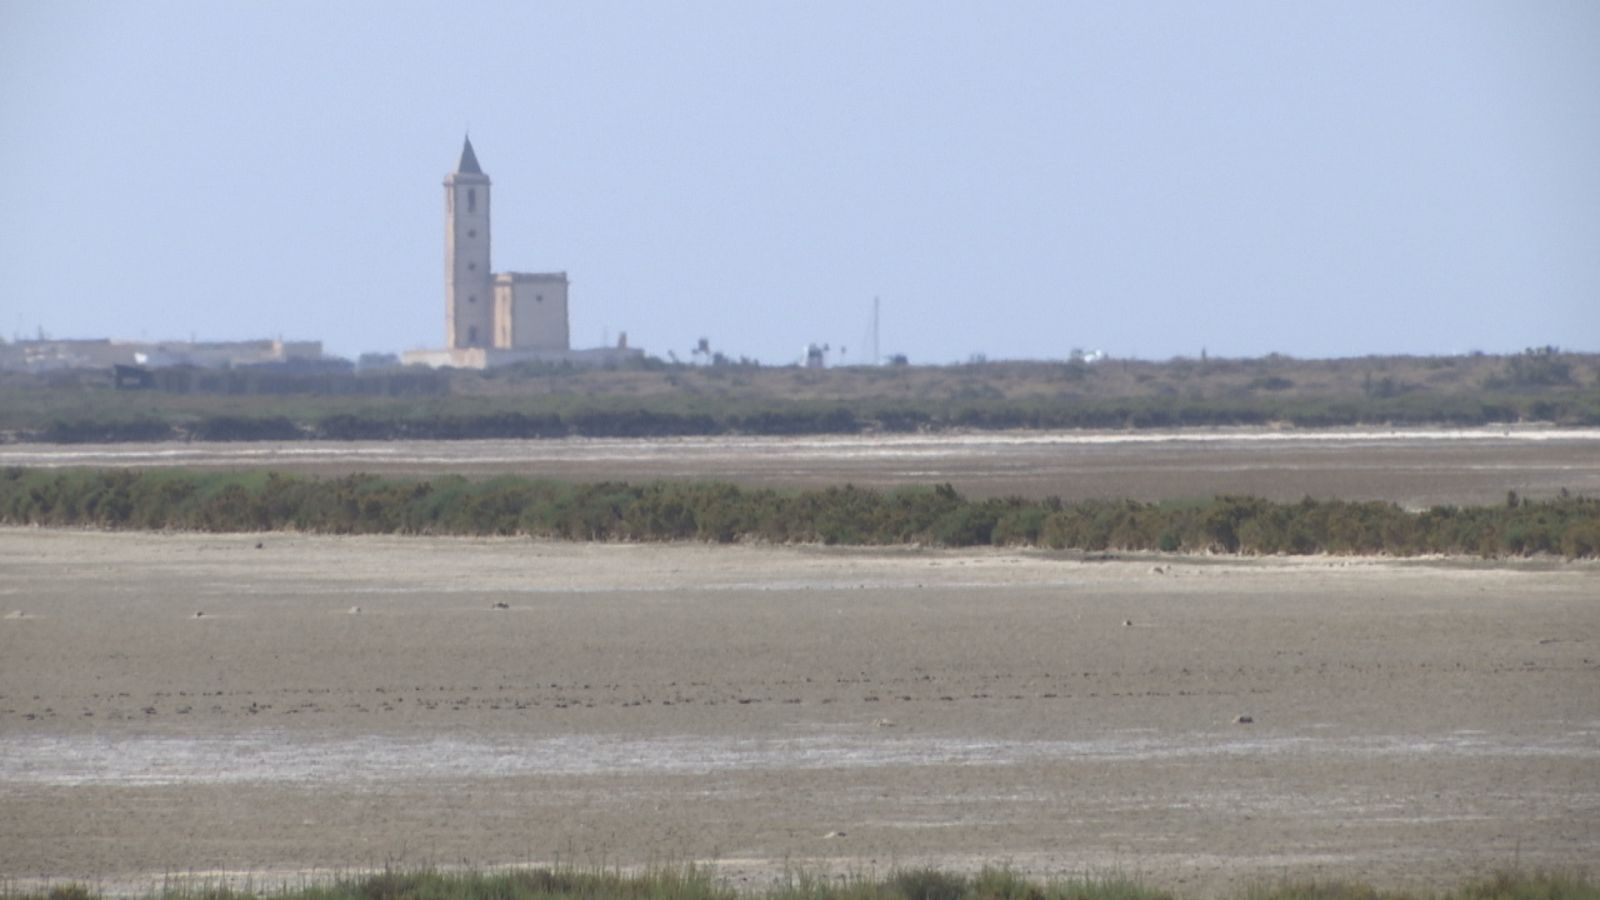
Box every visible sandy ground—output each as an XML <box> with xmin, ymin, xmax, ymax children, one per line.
<box><xmin>1</xmin><ymin>528</ymin><xmax>1596</xmax><ymax>896</ymax></box>
<box><xmin>5</xmin><ymin>428</ymin><xmax>1600</xmax><ymax>507</ymax></box>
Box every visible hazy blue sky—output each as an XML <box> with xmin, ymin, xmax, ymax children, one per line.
<box><xmin>2</xmin><ymin>1</ymin><xmax>1596</xmax><ymax>364</ymax></box>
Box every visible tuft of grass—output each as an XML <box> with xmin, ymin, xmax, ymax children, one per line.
<box><xmin>1452</xmin><ymin>871</ymin><xmax>1600</xmax><ymax>900</ymax></box>
<box><xmin>1243</xmin><ymin>871</ymin><xmax>1600</xmax><ymax>900</ymax></box>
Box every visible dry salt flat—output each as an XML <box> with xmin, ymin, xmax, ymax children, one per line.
<box><xmin>1</xmin><ymin>528</ymin><xmax>1597</xmax><ymax>896</ymax></box>
<box><xmin>3</xmin><ymin>426</ymin><xmax>1600</xmax><ymax>507</ymax></box>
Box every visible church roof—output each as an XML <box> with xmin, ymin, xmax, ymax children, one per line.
<box><xmin>456</xmin><ymin>136</ymin><xmax>483</xmax><ymax>175</ymax></box>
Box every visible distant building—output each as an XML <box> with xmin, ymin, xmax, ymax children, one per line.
<box><xmin>356</xmin><ymin>352</ymin><xmax>403</xmax><ymax>372</ymax></box>
<box><xmin>494</xmin><ymin>272</ymin><xmax>569</xmax><ymax>352</ymax></box>
<box><xmin>405</xmin><ymin>137</ymin><xmax>639</xmax><ymax>369</ymax></box>
<box><xmin>0</xmin><ymin>337</ymin><xmax>322</xmax><ymax>374</ymax></box>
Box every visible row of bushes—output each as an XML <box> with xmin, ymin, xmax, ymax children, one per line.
<box><xmin>5</xmin><ymin>468</ymin><xmax>1598</xmax><ymax>558</ymax></box>
<box><xmin>24</xmin><ymin>391</ymin><xmax>1600</xmax><ymax>443</ymax></box>
<box><xmin>20</xmin><ymin>867</ymin><xmax>1600</xmax><ymax>900</ymax></box>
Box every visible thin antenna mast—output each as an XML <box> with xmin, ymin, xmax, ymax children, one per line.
<box><xmin>872</xmin><ymin>296</ymin><xmax>880</xmax><ymax>366</ymax></box>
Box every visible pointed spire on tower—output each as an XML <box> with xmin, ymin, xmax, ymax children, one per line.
<box><xmin>456</xmin><ymin>135</ymin><xmax>483</xmax><ymax>175</ymax></box>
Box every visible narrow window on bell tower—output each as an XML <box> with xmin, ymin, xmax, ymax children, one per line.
<box><xmin>468</xmin><ymin>189</ymin><xmax>476</xmax><ymax>213</ymax></box>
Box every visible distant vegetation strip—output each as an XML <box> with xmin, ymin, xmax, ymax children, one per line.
<box><xmin>4</xmin><ymin>350</ymin><xmax>1599</xmax><ymax>442</ymax></box>
<box><xmin>5</xmin><ymin>468</ymin><xmax>1599</xmax><ymax>558</ymax></box>
<box><xmin>10</xmin><ymin>867</ymin><xmax>1598</xmax><ymax>900</ymax></box>
<box><xmin>11</xmin><ymin>392</ymin><xmax>1600</xmax><ymax>443</ymax></box>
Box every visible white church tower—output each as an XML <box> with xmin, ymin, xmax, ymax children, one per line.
<box><xmin>403</xmin><ymin>135</ymin><xmax>595</xmax><ymax>368</ymax></box>
<box><xmin>444</xmin><ymin>136</ymin><xmax>493</xmax><ymax>349</ymax></box>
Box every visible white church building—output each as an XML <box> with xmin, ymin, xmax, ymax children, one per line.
<box><xmin>404</xmin><ymin>137</ymin><xmax>640</xmax><ymax>369</ymax></box>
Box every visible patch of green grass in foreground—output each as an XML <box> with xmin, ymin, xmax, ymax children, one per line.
<box><xmin>8</xmin><ymin>867</ymin><xmax>1597</xmax><ymax>900</ymax></box>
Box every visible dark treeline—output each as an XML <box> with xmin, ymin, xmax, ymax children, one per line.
<box><xmin>25</xmin><ymin>394</ymin><xmax>1600</xmax><ymax>443</ymax></box>
<box><xmin>6</xmin><ymin>350</ymin><xmax>1599</xmax><ymax>442</ymax></box>
<box><xmin>5</xmin><ymin>468</ymin><xmax>1598</xmax><ymax>559</ymax></box>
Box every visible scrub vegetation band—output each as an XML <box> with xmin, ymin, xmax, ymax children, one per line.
<box><xmin>8</xmin><ymin>867</ymin><xmax>1598</xmax><ymax>900</ymax></box>
<box><xmin>4</xmin><ymin>468</ymin><xmax>1598</xmax><ymax>559</ymax></box>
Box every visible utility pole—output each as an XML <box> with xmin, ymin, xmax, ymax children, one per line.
<box><xmin>872</xmin><ymin>296</ymin><xmax>880</xmax><ymax>367</ymax></box>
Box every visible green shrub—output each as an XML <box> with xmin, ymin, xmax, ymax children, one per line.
<box><xmin>891</xmin><ymin>869</ymin><xmax>968</xmax><ymax>900</ymax></box>
<box><xmin>1</xmin><ymin>469</ymin><xmax>1596</xmax><ymax>558</ymax></box>
<box><xmin>2</xmin><ymin>867</ymin><xmax>1596</xmax><ymax>900</ymax></box>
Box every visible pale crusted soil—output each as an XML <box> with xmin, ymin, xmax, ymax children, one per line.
<box><xmin>3</xmin><ymin>428</ymin><xmax>1599</xmax><ymax>507</ymax></box>
<box><xmin>1</xmin><ymin>529</ymin><xmax>1596</xmax><ymax>896</ymax></box>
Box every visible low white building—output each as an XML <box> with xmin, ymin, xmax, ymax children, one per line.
<box><xmin>0</xmin><ymin>338</ymin><xmax>322</xmax><ymax>373</ymax></box>
<box><xmin>494</xmin><ymin>272</ymin><xmax>569</xmax><ymax>352</ymax></box>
